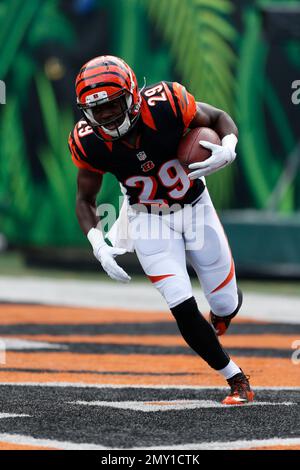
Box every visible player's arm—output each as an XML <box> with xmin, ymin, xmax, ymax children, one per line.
<box><xmin>188</xmin><ymin>102</ymin><xmax>238</xmax><ymax>179</ymax></box>
<box><xmin>76</xmin><ymin>168</ymin><xmax>131</xmax><ymax>283</ymax></box>
<box><xmin>76</xmin><ymin>168</ymin><xmax>103</xmax><ymax>234</ymax></box>
<box><xmin>189</xmin><ymin>102</ymin><xmax>238</xmax><ymax>139</ymax></box>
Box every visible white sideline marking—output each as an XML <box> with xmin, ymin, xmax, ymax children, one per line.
<box><xmin>0</xmin><ymin>433</ymin><xmax>299</xmax><ymax>450</ymax></box>
<box><xmin>0</xmin><ymin>382</ymin><xmax>299</xmax><ymax>390</ymax></box>
<box><xmin>0</xmin><ymin>433</ymin><xmax>107</xmax><ymax>450</ymax></box>
<box><xmin>133</xmin><ymin>437</ymin><xmax>300</xmax><ymax>450</ymax></box>
<box><xmin>0</xmin><ymin>414</ymin><xmax>30</xmax><ymax>419</ymax></box>
<box><xmin>0</xmin><ymin>337</ymin><xmax>67</xmax><ymax>350</ymax></box>
<box><xmin>1</xmin><ymin>275</ymin><xmax>300</xmax><ymax>323</ymax></box>
<box><xmin>71</xmin><ymin>399</ymin><xmax>296</xmax><ymax>412</ymax></box>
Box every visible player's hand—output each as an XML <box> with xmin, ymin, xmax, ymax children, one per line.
<box><xmin>188</xmin><ymin>134</ymin><xmax>237</xmax><ymax>179</ymax></box>
<box><xmin>94</xmin><ymin>244</ymin><xmax>131</xmax><ymax>283</ymax></box>
<box><xmin>87</xmin><ymin>227</ymin><xmax>131</xmax><ymax>283</ymax></box>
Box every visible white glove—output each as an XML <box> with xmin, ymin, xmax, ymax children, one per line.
<box><xmin>87</xmin><ymin>227</ymin><xmax>131</xmax><ymax>283</ymax></box>
<box><xmin>188</xmin><ymin>133</ymin><xmax>238</xmax><ymax>179</ymax></box>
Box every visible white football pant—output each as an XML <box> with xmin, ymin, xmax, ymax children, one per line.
<box><xmin>128</xmin><ymin>188</ymin><xmax>239</xmax><ymax>314</ymax></box>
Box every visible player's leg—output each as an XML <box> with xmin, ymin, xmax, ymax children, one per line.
<box><xmin>129</xmin><ymin>211</ymin><xmax>193</xmax><ymax>308</ymax></box>
<box><xmin>185</xmin><ymin>190</ymin><xmax>254</xmax><ymax>403</ymax></box>
<box><xmin>129</xmin><ymin>211</ymin><xmax>245</xmax><ymax>397</ymax></box>
<box><xmin>210</xmin><ymin>287</ymin><xmax>243</xmax><ymax>336</ymax></box>
<box><xmin>186</xmin><ymin>189</ymin><xmax>243</xmax><ymax>335</ymax></box>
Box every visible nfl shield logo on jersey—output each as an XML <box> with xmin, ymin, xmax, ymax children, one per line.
<box><xmin>136</xmin><ymin>151</ymin><xmax>147</xmax><ymax>161</ymax></box>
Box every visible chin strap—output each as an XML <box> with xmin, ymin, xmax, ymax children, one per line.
<box><xmin>102</xmin><ymin>112</ymin><xmax>131</xmax><ymax>138</ymax></box>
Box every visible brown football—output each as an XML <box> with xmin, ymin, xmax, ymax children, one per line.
<box><xmin>177</xmin><ymin>127</ymin><xmax>221</xmax><ymax>169</ymax></box>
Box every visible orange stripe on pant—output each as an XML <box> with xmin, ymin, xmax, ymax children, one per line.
<box><xmin>210</xmin><ymin>257</ymin><xmax>235</xmax><ymax>293</ymax></box>
<box><xmin>148</xmin><ymin>274</ymin><xmax>175</xmax><ymax>283</ymax></box>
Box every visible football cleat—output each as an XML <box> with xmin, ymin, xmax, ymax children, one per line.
<box><xmin>210</xmin><ymin>310</ymin><xmax>237</xmax><ymax>336</ymax></box>
<box><xmin>222</xmin><ymin>371</ymin><xmax>254</xmax><ymax>405</ymax></box>
<box><xmin>209</xmin><ymin>288</ymin><xmax>243</xmax><ymax>336</ymax></box>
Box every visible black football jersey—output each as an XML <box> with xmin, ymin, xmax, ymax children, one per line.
<box><xmin>69</xmin><ymin>81</ymin><xmax>205</xmax><ymax>207</ymax></box>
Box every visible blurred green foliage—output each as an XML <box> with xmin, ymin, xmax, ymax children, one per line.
<box><xmin>0</xmin><ymin>0</ymin><xmax>298</xmax><ymax>247</ymax></box>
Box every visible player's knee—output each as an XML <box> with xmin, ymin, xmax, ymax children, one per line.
<box><xmin>154</xmin><ymin>276</ymin><xmax>193</xmax><ymax>309</ymax></box>
<box><xmin>208</xmin><ymin>287</ymin><xmax>243</xmax><ymax>317</ymax></box>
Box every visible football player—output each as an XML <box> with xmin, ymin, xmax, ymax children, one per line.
<box><xmin>68</xmin><ymin>55</ymin><xmax>254</xmax><ymax>405</ymax></box>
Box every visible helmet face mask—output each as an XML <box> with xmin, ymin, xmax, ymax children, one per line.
<box><xmin>78</xmin><ymin>90</ymin><xmax>136</xmax><ymax>139</ymax></box>
<box><xmin>75</xmin><ymin>56</ymin><xmax>141</xmax><ymax>141</ymax></box>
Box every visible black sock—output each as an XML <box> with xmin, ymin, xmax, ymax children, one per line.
<box><xmin>171</xmin><ymin>296</ymin><xmax>230</xmax><ymax>370</ymax></box>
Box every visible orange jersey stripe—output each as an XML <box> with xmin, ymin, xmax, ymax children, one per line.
<box><xmin>173</xmin><ymin>82</ymin><xmax>197</xmax><ymax>129</ymax></box>
<box><xmin>71</xmin><ymin>152</ymin><xmax>105</xmax><ymax>174</ymax></box>
<box><xmin>104</xmin><ymin>139</ymin><xmax>113</xmax><ymax>152</ymax></box>
<box><xmin>69</xmin><ymin>140</ymin><xmax>82</xmax><ymax>163</ymax></box>
<box><xmin>141</xmin><ymin>98</ymin><xmax>157</xmax><ymax>131</ymax></box>
<box><xmin>73</xmin><ymin>125</ymin><xmax>88</xmax><ymax>158</ymax></box>
<box><xmin>162</xmin><ymin>82</ymin><xmax>177</xmax><ymax>117</ymax></box>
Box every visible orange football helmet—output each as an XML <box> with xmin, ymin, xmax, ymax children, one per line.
<box><xmin>75</xmin><ymin>55</ymin><xmax>142</xmax><ymax>140</ymax></box>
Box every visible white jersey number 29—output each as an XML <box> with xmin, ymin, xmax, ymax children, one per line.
<box><xmin>144</xmin><ymin>84</ymin><xmax>167</xmax><ymax>107</ymax></box>
<box><xmin>125</xmin><ymin>159</ymin><xmax>192</xmax><ymax>205</ymax></box>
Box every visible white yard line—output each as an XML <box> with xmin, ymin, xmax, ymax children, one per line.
<box><xmin>0</xmin><ymin>338</ymin><xmax>67</xmax><ymax>350</ymax></box>
<box><xmin>0</xmin><ymin>275</ymin><xmax>300</xmax><ymax>323</ymax></box>
<box><xmin>132</xmin><ymin>437</ymin><xmax>300</xmax><ymax>450</ymax></box>
<box><xmin>0</xmin><ymin>382</ymin><xmax>299</xmax><ymax>390</ymax></box>
<box><xmin>0</xmin><ymin>414</ymin><xmax>30</xmax><ymax>419</ymax></box>
<box><xmin>70</xmin><ymin>399</ymin><xmax>296</xmax><ymax>411</ymax></box>
<box><xmin>0</xmin><ymin>433</ymin><xmax>107</xmax><ymax>450</ymax></box>
<box><xmin>0</xmin><ymin>384</ymin><xmax>298</xmax><ymax>450</ymax></box>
